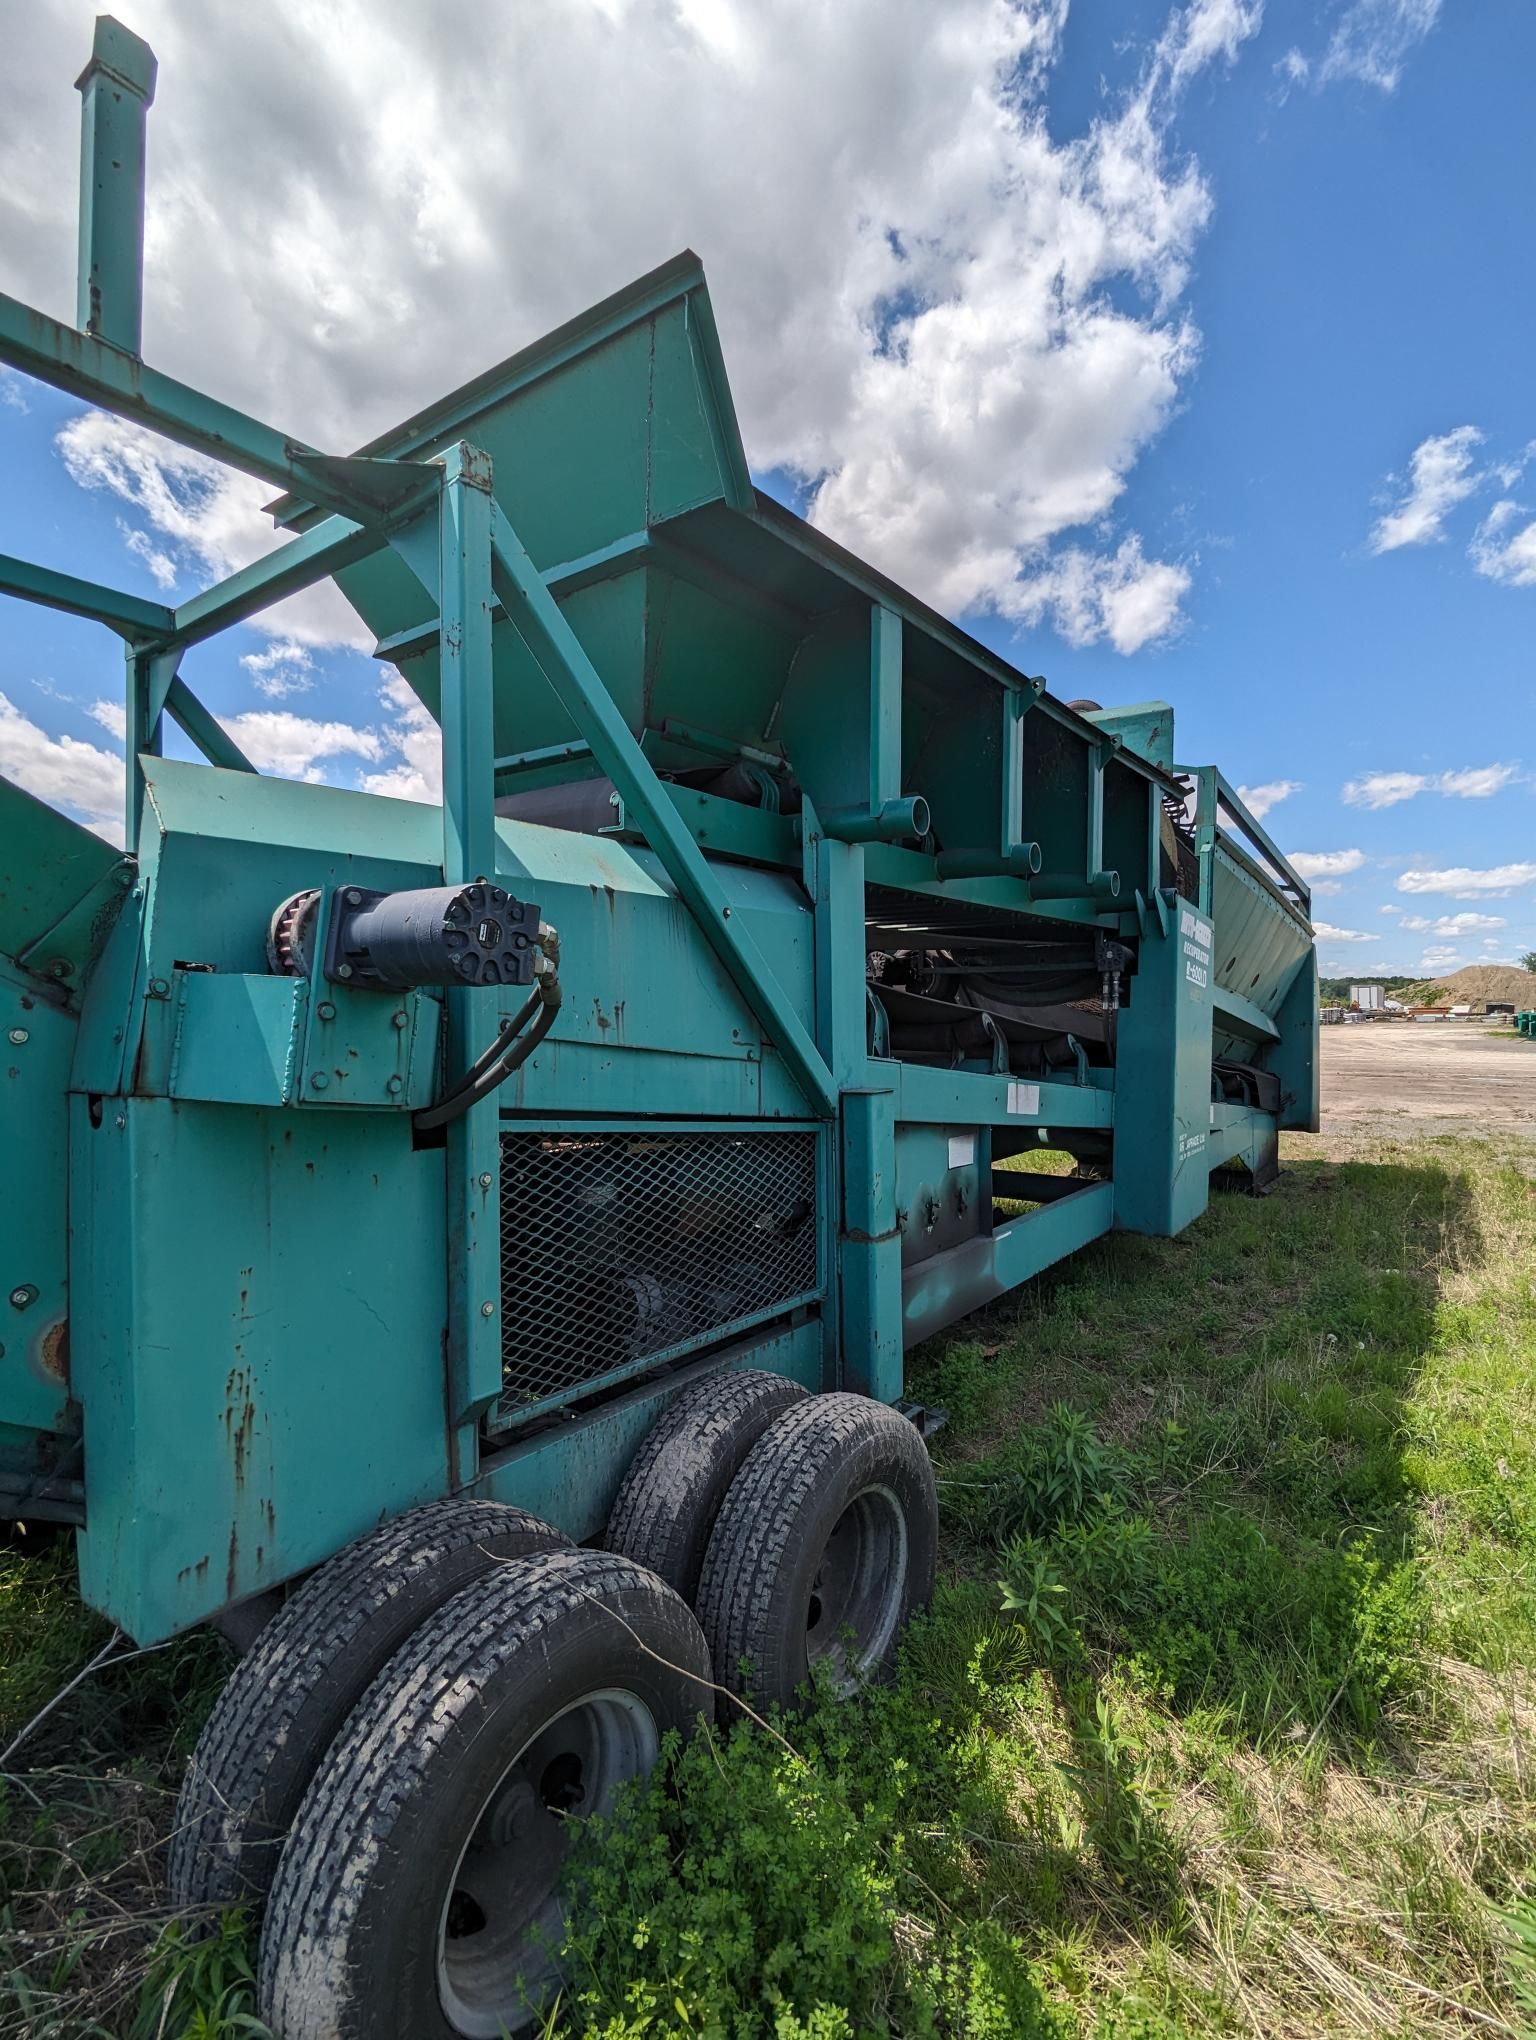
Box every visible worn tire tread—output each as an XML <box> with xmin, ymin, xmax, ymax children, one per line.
<box><xmin>170</xmin><ymin>1499</ymin><xmax>567</xmax><ymax>1917</ymax></box>
<box><xmin>258</xmin><ymin>1547</ymin><xmax>710</xmax><ymax>2040</ymax></box>
<box><xmin>696</xmin><ymin>1393</ymin><xmax>936</xmax><ymax>1710</ymax></box>
<box><xmin>604</xmin><ymin>1368</ymin><xmax>808</xmax><ymax>1601</ymax></box>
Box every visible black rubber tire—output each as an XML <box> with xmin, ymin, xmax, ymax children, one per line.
<box><xmin>169</xmin><ymin>1500</ymin><xmax>568</xmax><ymax>1920</ymax></box>
<box><xmin>258</xmin><ymin>1547</ymin><xmax>712</xmax><ymax>2040</ymax></box>
<box><xmin>697</xmin><ymin>1393</ymin><xmax>938</xmax><ymax>1715</ymax></box>
<box><xmin>604</xmin><ymin>1367</ymin><xmax>809</xmax><ymax>1603</ymax></box>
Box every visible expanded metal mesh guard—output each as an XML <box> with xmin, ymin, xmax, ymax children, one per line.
<box><xmin>493</xmin><ymin>1128</ymin><xmax>819</xmax><ymax>1426</ymax></box>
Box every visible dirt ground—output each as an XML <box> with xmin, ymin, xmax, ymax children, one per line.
<box><xmin>1320</xmin><ymin>1018</ymin><xmax>1536</xmax><ymax>1137</ymax></box>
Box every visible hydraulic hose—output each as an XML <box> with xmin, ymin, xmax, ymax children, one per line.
<box><xmin>460</xmin><ymin>992</ymin><xmax>542</xmax><ymax>1087</ymax></box>
<box><xmin>412</xmin><ymin>977</ymin><xmax>562</xmax><ymax>1133</ymax></box>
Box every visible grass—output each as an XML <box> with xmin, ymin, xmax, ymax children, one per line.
<box><xmin>3</xmin><ymin>1132</ymin><xmax>1535</xmax><ymax>2035</ymax></box>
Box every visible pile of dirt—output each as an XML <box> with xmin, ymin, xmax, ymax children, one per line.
<box><xmin>1423</xmin><ymin>963</ymin><xmax>1536</xmax><ymax>1006</ymax></box>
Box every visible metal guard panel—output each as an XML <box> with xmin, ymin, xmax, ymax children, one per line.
<box><xmin>1211</xmin><ymin>845</ymin><xmax>1311</xmax><ymax>1041</ymax></box>
<box><xmin>492</xmin><ymin>1126</ymin><xmax>820</xmax><ymax>1429</ymax></box>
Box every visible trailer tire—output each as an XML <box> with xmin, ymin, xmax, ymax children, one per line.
<box><xmin>697</xmin><ymin>1393</ymin><xmax>937</xmax><ymax>1715</ymax></box>
<box><xmin>258</xmin><ymin>1547</ymin><xmax>710</xmax><ymax>2039</ymax></box>
<box><xmin>169</xmin><ymin>1499</ymin><xmax>568</xmax><ymax>1921</ymax></box>
<box><xmin>604</xmin><ymin>1366</ymin><xmax>808</xmax><ymax>1603</ymax></box>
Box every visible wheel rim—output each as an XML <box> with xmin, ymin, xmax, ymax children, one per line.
<box><xmin>436</xmin><ymin>1688</ymin><xmax>658</xmax><ymax>2037</ymax></box>
<box><xmin>804</xmin><ymin>1482</ymin><xmax>908</xmax><ymax>1694</ymax></box>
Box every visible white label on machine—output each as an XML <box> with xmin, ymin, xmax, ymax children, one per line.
<box><xmin>1185</xmin><ymin>956</ymin><xmax>1208</xmax><ymax>989</ymax></box>
<box><xmin>1180</xmin><ymin>910</ymin><xmax>1213</xmax><ymax>949</ymax></box>
<box><xmin>1179</xmin><ymin>1130</ymin><xmax>1207</xmax><ymax>1160</ymax></box>
<box><xmin>947</xmin><ymin>1134</ymin><xmax>976</xmax><ymax>1169</ymax></box>
<box><xmin>1006</xmin><ymin>1080</ymin><xmax>1041</xmax><ymax>1115</ymax></box>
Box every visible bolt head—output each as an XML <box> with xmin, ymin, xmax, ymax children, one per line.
<box><xmin>478</xmin><ymin>1172</ymin><xmax>493</xmax><ymax>1190</ymax></box>
<box><xmin>317</xmin><ymin>1001</ymin><xmax>337</xmax><ymax>1021</ymax></box>
<box><xmin>392</xmin><ymin>1010</ymin><xmax>409</xmax><ymax>1028</ymax></box>
<box><xmin>336</xmin><ymin>963</ymin><xmax>354</xmax><ymax>980</ymax></box>
<box><xmin>310</xmin><ymin>1072</ymin><xmax>329</xmax><ymax>1090</ymax></box>
<box><xmin>9</xmin><ymin>1285</ymin><xmax>37</xmax><ymax>1311</ymax></box>
<box><xmin>480</xmin><ymin>1300</ymin><xmax>495</xmax><ymax>1318</ymax></box>
<box><xmin>345</xmin><ymin>888</ymin><xmax>364</xmax><ymax>907</ymax></box>
<box><xmin>7</xmin><ymin>1028</ymin><xmax>28</xmax><ymax>1046</ymax></box>
<box><xmin>386</xmin><ymin>1075</ymin><xmax>404</xmax><ymax>1094</ymax></box>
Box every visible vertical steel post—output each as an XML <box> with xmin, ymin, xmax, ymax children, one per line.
<box><xmin>868</xmin><ymin>605</ymin><xmax>902</xmax><ymax>810</ymax></box>
<box><xmin>1192</xmin><ymin>765</ymin><xmax>1219</xmax><ymax>917</ymax></box>
<box><xmin>1113</xmin><ymin>898</ymin><xmax>1214</xmax><ymax>1237</ymax></box>
<box><xmin>439</xmin><ymin>445</ymin><xmax>502</xmax><ymax>1473</ymax></box>
<box><xmin>123</xmin><ymin>644</ymin><xmax>175</xmax><ymax>848</ymax></box>
<box><xmin>75</xmin><ymin>18</ymin><xmax>157</xmax><ymax>354</ymax></box>
<box><xmin>438</xmin><ymin>445</ymin><xmax>499</xmax><ymax>885</ymax></box>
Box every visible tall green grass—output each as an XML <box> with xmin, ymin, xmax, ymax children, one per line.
<box><xmin>3</xmin><ymin>1135</ymin><xmax>1533</xmax><ymax>2036</ymax></box>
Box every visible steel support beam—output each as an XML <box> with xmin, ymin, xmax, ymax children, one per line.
<box><xmin>169</xmin><ymin>516</ymin><xmax>382</xmax><ymax>649</ymax></box>
<box><xmin>437</xmin><ymin>450</ymin><xmax>504</xmax><ymax>1467</ymax></box>
<box><xmin>486</xmin><ymin>502</ymin><xmax>838</xmax><ymax>1117</ymax></box>
<box><xmin>0</xmin><ymin>292</ymin><xmax>435</xmax><ymax>521</ymax></box>
<box><xmin>75</xmin><ymin>18</ymin><xmax>156</xmax><ymax>353</ymax></box>
<box><xmin>0</xmin><ymin>552</ymin><xmax>172</xmax><ymax>641</ymax></box>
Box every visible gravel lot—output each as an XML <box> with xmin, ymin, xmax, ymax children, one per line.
<box><xmin>1320</xmin><ymin>1018</ymin><xmax>1536</xmax><ymax>1138</ymax></box>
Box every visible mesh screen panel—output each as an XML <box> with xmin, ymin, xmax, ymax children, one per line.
<box><xmin>494</xmin><ymin>1128</ymin><xmax>819</xmax><ymax>1424</ymax></box>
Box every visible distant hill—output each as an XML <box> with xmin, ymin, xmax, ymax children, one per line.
<box><xmin>1418</xmin><ymin>963</ymin><xmax>1536</xmax><ymax>1006</ymax></box>
<box><xmin>1319</xmin><ymin>964</ymin><xmax>1535</xmax><ymax>1008</ymax></box>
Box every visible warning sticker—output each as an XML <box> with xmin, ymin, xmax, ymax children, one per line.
<box><xmin>948</xmin><ymin>1134</ymin><xmax>977</xmax><ymax>1169</ymax></box>
<box><xmin>1006</xmin><ymin>1080</ymin><xmax>1041</xmax><ymax>1116</ymax></box>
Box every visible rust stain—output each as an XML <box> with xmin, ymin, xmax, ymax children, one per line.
<box><xmin>225</xmin><ymin>1522</ymin><xmax>239</xmax><ymax>1602</ymax></box>
<box><xmin>39</xmin><ymin>1318</ymin><xmax>69</xmax><ymax>1384</ymax></box>
<box><xmin>224</xmin><ymin>1363</ymin><xmax>256</xmax><ymax>1489</ymax></box>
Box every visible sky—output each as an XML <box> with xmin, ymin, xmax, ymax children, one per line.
<box><xmin>0</xmin><ymin>0</ymin><xmax>1532</xmax><ymax>980</ymax></box>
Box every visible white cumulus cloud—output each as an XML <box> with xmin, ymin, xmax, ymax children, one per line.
<box><xmin>55</xmin><ymin>411</ymin><xmax>369</xmax><ymax>649</ymax></box>
<box><xmin>1343</xmin><ymin>762</ymin><xmax>1520</xmax><ymax>808</ymax></box>
<box><xmin>1397</xmin><ymin>863</ymin><xmax>1536</xmax><ymax>898</ymax></box>
<box><xmin>3</xmin><ymin>0</ymin><xmax>1268</xmax><ymax>656</ymax></box>
<box><xmin>1234</xmin><ymin>779</ymin><xmax>1300</xmax><ymax>820</ymax></box>
<box><xmin>1368</xmin><ymin>425</ymin><xmax>1483</xmax><ymax>553</ymax></box>
<box><xmin>217</xmin><ymin>710</ymin><xmax>383</xmax><ymax>780</ymax></box>
<box><xmin>999</xmin><ymin>537</ymin><xmax>1191</xmax><ymax>655</ymax></box>
<box><xmin>1437</xmin><ymin>762</ymin><xmax>1521</xmax><ymax>798</ymax></box>
<box><xmin>1287</xmin><ymin>848</ymin><xmax>1365</xmax><ymax>880</ymax></box>
<box><xmin>1400</xmin><ymin>911</ymin><xmax>1505</xmax><ymax>935</ymax></box>
<box><xmin>0</xmin><ymin>690</ymin><xmax>124</xmax><ymax>841</ymax></box>
<box><xmin>359</xmin><ymin>674</ymin><xmax>443</xmax><ymax>804</ymax></box>
<box><xmin>1313</xmin><ymin>921</ymin><xmax>1377</xmax><ymax>943</ymax></box>
<box><xmin>241</xmin><ymin>639</ymin><xmax>316</xmax><ymax>700</ymax></box>
<box><xmin>1342</xmin><ymin>770</ymin><xmax>1428</xmax><ymax>810</ymax></box>
<box><xmin>1470</xmin><ymin>500</ymin><xmax>1536</xmax><ymax>589</ymax></box>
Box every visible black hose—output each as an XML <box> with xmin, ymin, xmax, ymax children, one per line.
<box><xmin>461</xmin><ymin>992</ymin><xmax>542</xmax><ymax>1087</ymax></box>
<box><xmin>413</xmin><ymin>980</ymin><xmax>562</xmax><ymax>1132</ymax></box>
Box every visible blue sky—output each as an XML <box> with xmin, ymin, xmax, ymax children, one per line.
<box><xmin>1</xmin><ymin>0</ymin><xmax>1531</xmax><ymax>979</ymax></box>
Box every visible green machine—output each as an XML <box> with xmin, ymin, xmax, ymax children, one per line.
<box><xmin>0</xmin><ymin>20</ymin><xmax>1318</xmax><ymax>2035</ymax></box>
